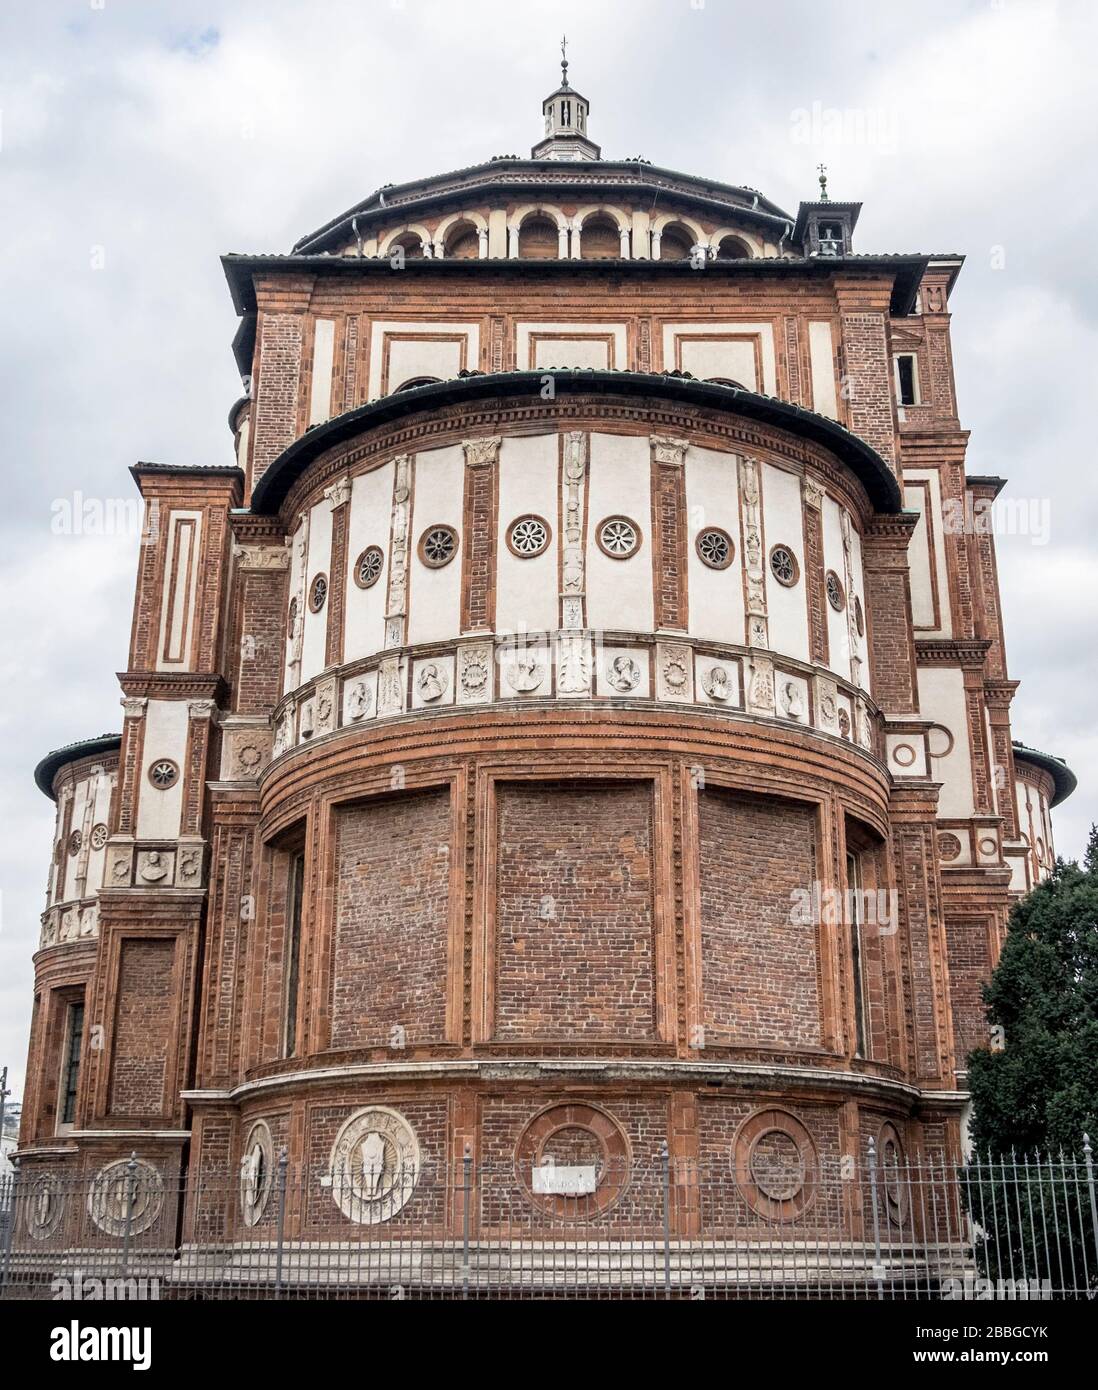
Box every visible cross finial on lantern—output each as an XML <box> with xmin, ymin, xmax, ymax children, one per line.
<box><xmin>560</xmin><ymin>34</ymin><xmax>569</xmax><ymax>87</ymax></box>
<box><xmin>818</xmin><ymin>162</ymin><xmax>829</xmax><ymax>201</ymax></box>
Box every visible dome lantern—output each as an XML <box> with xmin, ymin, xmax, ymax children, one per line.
<box><xmin>531</xmin><ymin>37</ymin><xmax>601</xmax><ymax>161</ymax></box>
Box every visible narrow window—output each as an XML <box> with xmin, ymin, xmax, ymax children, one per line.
<box><xmin>561</xmin><ymin>100</ymin><xmax>571</xmax><ymax>126</ymax></box>
<box><xmin>895</xmin><ymin>353</ymin><xmax>918</xmax><ymax>406</ymax></box>
<box><xmin>847</xmin><ymin>852</ymin><xmax>867</xmax><ymax>1058</ymax></box>
<box><xmin>60</xmin><ymin>1000</ymin><xmax>84</xmax><ymax>1127</ymax></box>
<box><xmin>283</xmin><ymin>852</ymin><xmax>305</xmax><ymax>1057</ymax></box>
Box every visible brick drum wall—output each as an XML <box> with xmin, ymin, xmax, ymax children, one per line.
<box><xmin>944</xmin><ymin>915</ymin><xmax>992</xmax><ymax>1061</ymax></box>
<box><xmin>107</xmin><ymin>939</ymin><xmax>175</xmax><ymax>1117</ymax></box>
<box><xmin>494</xmin><ymin>781</ymin><xmax>656</xmax><ymax>1040</ymax></box>
<box><xmin>697</xmin><ymin>789</ymin><xmax>821</xmax><ymax>1048</ymax></box>
<box><xmin>331</xmin><ymin>789</ymin><xmax>451</xmax><ymax>1048</ymax></box>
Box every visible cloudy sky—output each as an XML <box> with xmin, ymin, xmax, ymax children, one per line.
<box><xmin>0</xmin><ymin>0</ymin><xmax>1094</xmax><ymax>1098</ymax></box>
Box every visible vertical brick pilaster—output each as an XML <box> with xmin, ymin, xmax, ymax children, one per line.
<box><xmin>112</xmin><ymin>698</ymin><xmax>147</xmax><ymax>837</ymax></box>
<box><xmin>802</xmin><ymin>478</ymin><xmax>829</xmax><ymax>665</ymax></box>
<box><xmin>182</xmin><ymin>700</ymin><xmax>215</xmax><ymax>839</ymax></box>
<box><xmin>862</xmin><ymin>514</ymin><xmax>920</xmax><ymax>714</ymax></box>
<box><xmin>323</xmin><ymin>476</ymin><xmax>351</xmax><ymax>667</ymax></box>
<box><xmin>461</xmin><ymin>437</ymin><xmax>500</xmax><ymax>634</ymax></box>
<box><xmin>834</xmin><ymin>277</ymin><xmax>899</xmax><ymax>472</ymax></box>
<box><xmin>650</xmin><ymin>435</ymin><xmax>688</xmax><ymax>631</ymax></box>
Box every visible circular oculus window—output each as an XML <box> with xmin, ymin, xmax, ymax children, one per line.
<box><xmin>597</xmin><ymin>515</ymin><xmax>641</xmax><ymax>560</ymax></box>
<box><xmin>507</xmin><ymin>515</ymin><xmax>551</xmax><ymax>558</ymax></box>
<box><xmin>696</xmin><ymin>527</ymin><xmax>735</xmax><ymax>570</ymax></box>
<box><xmin>147</xmin><ymin>759</ymin><xmax>180</xmax><ymax>791</ymax></box>
<box><xmin>825</xmin><ymin>570</ymin><xmax>846</xmax><ymax>612</ymax></box>
<box><xmin>353</xmin><ymin>545</ymin><xmax>384</xmax><ymax>589</ymax></box>
<box><xmin>308</xmin><ymin>573</ymin><xmax>328</xmax><ymax>612</ymax></box>
<box><xmin>769</xmin><ymin>544</ymin><xmax>800</xmax><ymax>587</ymax></box>
<box><xmin>418</xmin><ymin>524</ymin><xmax>458</xmax><ymax>568</ymax></box>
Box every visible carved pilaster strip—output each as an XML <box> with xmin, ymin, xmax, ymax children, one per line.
<box><xmin>559</xmin><ymin>431</ymin><xmax>589</xmax><ymax>630</ymax></box>
<box><xmin>802</xmin><ymin>478</ymin><xmax>829</xmax><ymax>666</ymax></box>
<box><xmin>739</xmin><ymin>456</ymin><xmax>768</xmax><ymax>649</ymax></box>
<box><xmin>384</xmin><ymin>455</ymin><xmax>413</xmax><ymax>649</ymax></box>
<box><xmin>650</xmin><ymin>435</ymin><xmax>689</xmax><ymax>631</ymax></box>
<box><xmin>461</xmin><ymin>437</ymin><xmax>501</xmax><ymax>634</ymax></box>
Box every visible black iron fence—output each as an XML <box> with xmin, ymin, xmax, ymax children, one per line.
<box><xmin>2</xmin><ymin>1140</ymin><xmax>1096</xmax><ymax>1300</ymax></box>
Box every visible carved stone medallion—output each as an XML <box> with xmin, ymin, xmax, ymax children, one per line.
<box><xmin>88</xmin><ymin>1158</ymin><xmax>164</xmax><ymax>1237</ymax></box>
<box><xmin>240</xmin><ymin>1120</ymin><xmax>275</xmax><ymax>1228</ymax></box>
<box><xmin>327</xmin><ymin>1107</ymin><xmax>421</xmax><ymax>1225</ymax></box>
<box><xmin>25</xmin><ymin>1176</ymin><xmax>64</xmax><ymax>1240</ymax></box>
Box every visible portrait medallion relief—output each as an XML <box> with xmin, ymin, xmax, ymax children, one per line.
<box><xmin>88</xmin><ymin>1158</ymin><xmax>165</xmax><ymax>1237</ymax></box>
<box><xmin>327</xmin><ymin>1107</ymin><xmax>421</xmax><ymax>1225</ymax></box>
<box><xmin>25</xmin><ymin>1176</ymin><xmax>65</xmax><ymax>1241</ymax></box>
<box><xmin>240</xmin><ymin>1120</ymin><xmax>275</xmax><ymax>1227</ymax></box>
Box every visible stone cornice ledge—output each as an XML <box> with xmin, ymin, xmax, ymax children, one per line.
<box><xmin>181</xmin><ymin>1059</ymin><xmax>968</xmax><ymax>1109</ymax></box>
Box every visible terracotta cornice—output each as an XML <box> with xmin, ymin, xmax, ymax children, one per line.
<box><xmin>915</xmin><ymin>638</ymin><xmax>991</xmax><ymax>668</ymax></box>
<box><xmin>117</xmin><ymin>671</ymin><xmax>227</xmax><ymax>702</ymax></box>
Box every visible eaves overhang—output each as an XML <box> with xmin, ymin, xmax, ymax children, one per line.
<box><xmin>249</xmin><ymin>369</ymin><xmax>903</xmax><ymax>517</ymax></box>
<box><xmin>34</xmin><ymin>734</ymin><xmax>122</xmax><ymax>801</ymax></box>
<box><xmin>1012</xmin><ymin>741</ymin><xmax>1078</xmax><ymax>807</ymax></box>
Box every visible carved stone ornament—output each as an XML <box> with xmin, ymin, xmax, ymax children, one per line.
<box><xmin>815</xmin><ymin>675</ymin><xmax>840</xmax><ymax>735</ymax></box>
<box><xmin>25</xmin><ymin>1177</ymin><xmax>65</xmax><ymax>1240</ymax></box>
<box><xmin>176</xmin><ymin>845</ymin><xmax>204</xmax><ymax>888</ymax></box>
<box><xmin>233</xmin><ymin>544</ymin><xmax>290</xmax><ymax>571</ymax></box>
<box><xmin>121</xmin><ymin>696</ymin><xmax>147</xmax><ymax>720</ymax></box>
<box><xmin>747</xmin><ymin>655</ymin><xmax>776</xmax><ymax>715</ymax></box>
<box><xmin>324</xmin><ymin>474</ymin><xmax>352</xmax><ymax>509</ymax></box>
<box><xmin>137</xmin><ymin>849</ymin><xmax>174</xmax><ymax>885</ymax></box>
<box><xmin>327</xmin><ymin>1107</ymin><xmax>421</xmax><ymax>1225</ymax></box>
<box><xmin>377</xmin><ymin>657</ymin><xmax>405</xmax><ymax>717</ymax></box>
<box><xmin>650</xmin><ymin>434</ymin><xmax>688</xmax><ymax>467</ymax></box>
<box><xmin>106</xmin><ymin>843</ymin><xmax>133</xmax><ymax>887</ymax></box>
<box><xmin>656</xmin><ymin>643</ymin><xmax>693</xmax><ymax>703</ymax></box>
<box><xmin>88</xmin><ymin>1159</ymin><xmax>165</xmax><ymax>1237</ymax></box>
<box><xmin>240</xmin><ymin>1120</ymin><xmax>275</xmax><ymax>1228</ymax></box>
<box><xmin>346</xmin><ymin>678</ymin><xmax>374</xmax><ymax>722</ymax></box>
<box><xmin>384</xmin><ymin>454</ymin><xmax>412</xmax><ymax>649</ymax></box>
<box><xmin>556</xmin><ymin>632</ymin><xmax>592</xmax><ymax>696</ymax></box>
<box><xmin>458</xmin><ymin>643</ymin><xmax>493</xmax><ymax>704</ymax></box>
<box><xmin>701</xmin><ymin>663</ymin><xmax>733</xmax><ymax>702</ymax></box>
<box><xmin>298</xmin><ymin>698</ymin><xmax>315</xmax><ymax>741</ymax></box>
<box><xmin>314</xmin><ymin>678</ymin><xmax>337</xmax><ymax>735</ymax></box>
<box><xmin>416</xmin><ymin>662</ymin><xmax>449</xmax><ymax>703</ymax></box>
<box><xmin>504</xmin><ymin>647</ymin><xmax>545</xmax><ymax>693</ymax></box>
<box><xmin>779</xmin><ymin>679</ymin><xmax>806</xmax><ymax>721</ymax></box>
<box><xmin>272</xmin><ymin>708</ymin><xmax>293</xmax><ymax>756</ymax></box>
<box><xmin>559</xmin><ymin>431</ymin><xmax>588</xmax><ymax>630</ymax></box>
<box><xmin>605</xmin><ymin>654</ymin><xmax>641</xmax><ymax>693</ymax></box>
<box><xmin>462</xmin><ymin>436</ymin><xmax>502</xmax><ymax>468</ymax></box>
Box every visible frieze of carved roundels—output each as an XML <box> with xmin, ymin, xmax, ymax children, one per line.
<box><xmin>87</xmin><ymin>1158</ymin><xmax>165</xmax><ymax>1237</ymax></box>
<box><xmin>605</xmin><ymin>653</ymin><xmax>641</xmax><ymax>694</ymax></box>
<box><xmin>24</xmin><ymin>1176</ymin><xmax>65</xmax><ymax>1240</ymax></box>
<box><xmin>327</xmin><ymin>1107</ymin><xmax>421</xmax><ymax>1225</ymax></box>
<box><xmin>733</xmin><ymin>1108</ymin><xmax>818</xmax><ymax>1221</ymax></box>
<box><xmin>875</xmin><ymin>1121</ymin><xmax>909</xmax><ymax>1225</ymax></box>
<box><xmin>516</xmin><ymin>1102</ymin><xmax>631</xmax><ymax>1217</ymax></box>
<box><xmin>416</xmin><ymin>661</ymin><xmax>449</xmax><ymax>703</ymax></box>
<box><xmin>504</xmin><ymin>645</ymin><xmax>546</xmax><ymax>694</ymax></box>
<box><xmin>240</xmin><ymin>1120</ymin><xmax>275</xmax><ymax>1228</ymax></box>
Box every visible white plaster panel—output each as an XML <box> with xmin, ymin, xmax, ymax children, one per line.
<box><xmin>904</xmin><ymin>471</ymin><xmax>951</xmax><ymax>637</ymax></box>
<box><xmin>678</xmin><ymin>338</ymin><xmax>759</xmax><ymax>390</ymax></box>
<box><xmin>407</xmin><ymin>444</ymin><xmax>465</xmax><ymax>645</ymax></box>
<box><xmin>367</xmin><ymin>321</ymin><xmax>480</xmax><ymax>398</ymax></box>
<box><xmin>585</xmin><ymin>432</ymin><xmax>654</xmax><ymax>634</ymax></box>
<box><xmin>761</xmin><ymin>464</ymin><xmax>810</xmax><ymax>662</ymax></box>
<box><xmin>300</xmin><ymin>499</ymin><xmax>333</xmax><ymax>685</ymax></box>
<box><xmin>808</xmin><ymin>321</ymin><xmax>838</xmax><ymax>418</ymax></box>
<box><xmin>495</xmin><ymin>434</ymin><xmax>559</xmax><ymax>637</ymax></box>
<box><xmin>284</xmin><ymin>518</ymin><xmax>306</xmax><ymax>692</ymax></box>
<box><xmin>308</xmin><ymin>318</ymin><xmax>336</xmax><ymax>425</ymax></box>
<box><xmin>136</xmin><ymin>700</ymin><xmax>189</xmax><ymax>840</ymax></box>
<box><xmin>516</xmin><ymin>322</ymin><xmax>627</xmax><ymax>371</ymax></box>
<box><xmin>685</xmin><ymin>446</ymin><xmax>745</xmax><ymax>646</ymax></box>
<box><xmin>918</xmin><ymin>666</ymin><xmax>974</xmax><ymax>818</ymax></box>
<box><xmin>661</xmin><ymin>323</ymin><xmax>777</xmax><ymax>394</ymax></box>
<box><xmin>595</xmin><ymin>645</ymin><xmax>650</xmax><ymax>698</ymax></box>
<box><xmin>156</xmin><ymin>509</ymin><xmax>202</xmax><ymax>672</ymax></box>
<box><xmin>61</xmin><ymin>779</ymin><xmax>89</xmax><ymax>902</ymax></box>
<box><xmin>344</xmin><ymin>459</ymin><xmax>395</xmax><ymax>663</ymax></box>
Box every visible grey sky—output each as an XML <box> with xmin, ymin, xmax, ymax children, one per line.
<box><xmin>1</xmin><ymin>0</ymin><xmax>1094</xmax><ymax>1098</ymax></box>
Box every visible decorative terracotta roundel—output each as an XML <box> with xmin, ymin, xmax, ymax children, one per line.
<box><xmin>147</xmin><ymin>758</ymin><xmax>179</xmax><ymax>791</ymax></box>
<box><xmin>24</xmin><ymin>1176</ymin><xmax>64</xmax><ymax>1241</ymax></box>
<box><xmin>733</xmin><ymin>1108</ymin><xmax>818</xmax><ymax>1221</ymax></box>
<box><xmin>892</xmin><ymin>742</ymin><xmax>917</xmax><ymax>768</ymax></box>
<box><xmin>328</xmin><ymin>1106</ymin><xmax>421</xmax><ymax>1225</ymax></box>
<box><xmin>597</xmin><ymin>515</ymin><xmax>641</xmax><ymax>560</ymax></box>
<box><xmin>308</xmin><ymin>572</ymin><xmax>328</xmax><ymax>612</ymax></box>
<box><xmin>825</xmin><ymin>569</ymin><xmax>846</xmax><ymax>612</ymax></box>
<box><xmin>68</xmin><ymin>829</ymin><xmax>83</xmax><ymax>856</ymax></box>
<box><xmin>240</xmin><ymin>1119</ymin><xmax>275</xmax><ymax>1228</ymax></box>
<box><xmin>696</xmin><ymin>526</ymin><xmax>735</xmax><ymax>570</ymax></box>
<box><xmin>854</xmin><ymin>595</ymin><xmax>865</xmax><ymax>637</ymax></box>
<box><xmin>516</xmin><ymin>1102</ymin><xmax>631</xmax><ymax>1218</ymax></box>
<box><xmin>876</xmin><ymin>1121</ymin><xmax>909</xmax><ymax>1224</ymax></box>
<box><xmin>769</xmin><ymin>544</ymin><xmax>800</xmax><ymax>587</ymax></box>
<box><xmin>90</xmin><ymin>823</ymin><xmax>109</xmax><ymax>851</ymax></box>
<box><xmin>507</xmin><ymin>514</ymin><xmax>552</xmax><ymax>558</ymax></box>
<box><xmin>937</xmin><ymin>832</ymin><xmax>962</xmax><ymax>862</ymax></box>
<box><xmin>353</xmin><ymin>545</ymin><xmax>384</xmax><ymax>589</ymax></box>
<box><xmin>979</xmin><ymin>836</ymin><xmax>999</xmax><ymax>857</ymax></box>
<box><xmin>418</xmin><ymin>524</ymin><xmax>459</xmax><ymax>568</ymax></box>
<box><xmin>87</xmin><ymin>1158</ymin><xmax>164</xmax><ymax>1237</ymax></box>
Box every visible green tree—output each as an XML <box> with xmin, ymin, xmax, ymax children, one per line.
<box><xmin>961</xmin><ymin>829</ymin><xmax>1098</xmax><ymax>1292</ymax></box>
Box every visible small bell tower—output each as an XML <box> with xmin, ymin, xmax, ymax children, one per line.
<box><xmin>531</xmin><ymin>37</ymin><xmax>601</xmax><ymax>161</ymax></box>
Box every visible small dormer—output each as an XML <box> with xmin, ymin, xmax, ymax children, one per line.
<box><xmin>792</xmin><ymin>167</ymin><xmax>860</xmax><ymax>258</ymax></box>
<box><xmin>531</xmin><ymin>41</ymin><xmax>601</xmax><ymax>162</ymax></box>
